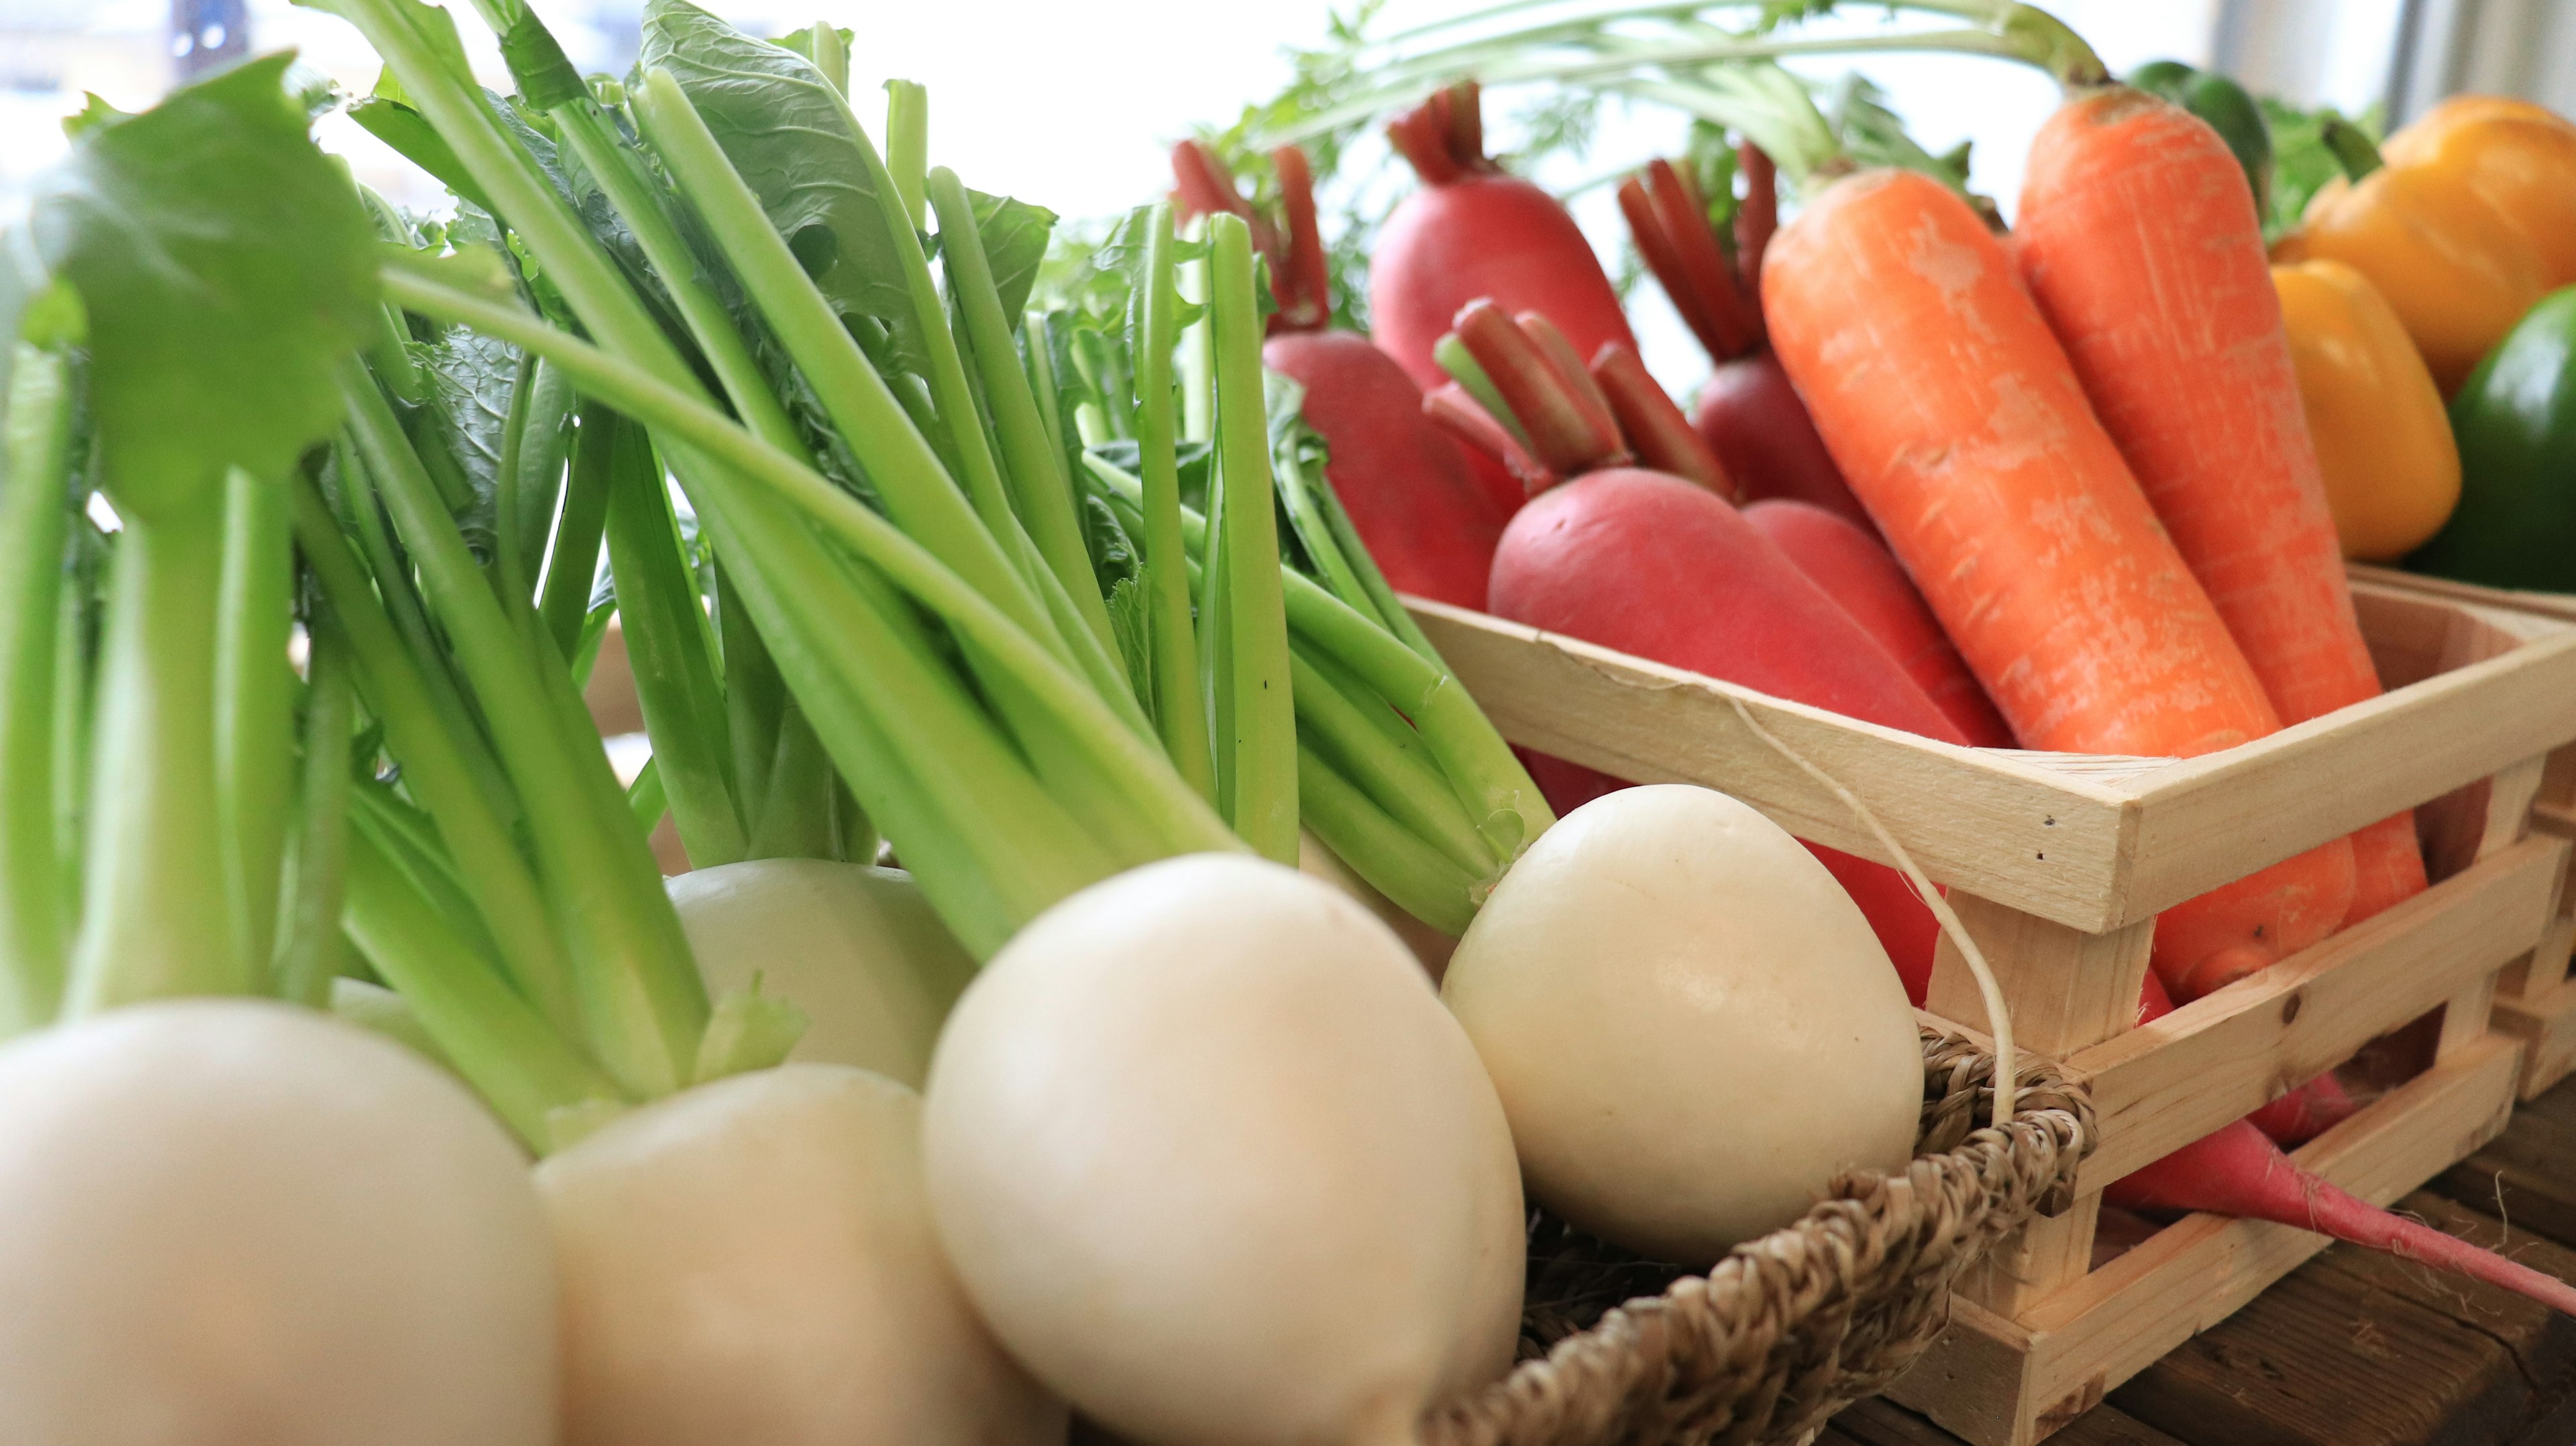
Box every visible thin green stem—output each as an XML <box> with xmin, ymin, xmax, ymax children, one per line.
<box><xmin>1205</xmin><ymin>215</ymin><xmax>1299</xmax><ymax>865</ymax></box>
<box><xmin>215</xmin><ymin>466</ymin><xmax>297</xmax><ymax>982</ymax></box>
<box><xmin>1289</xmin><ymin>647</ymin><xmax>1494</xmax><ymax>875</ymax></box>
<box><xmin>343</xmin><ymin>357</ymin><xmax>709</xmax><ymax>1100</ymax></box>
<box><xmin>1297</xmin><ymin>743</ymin><xmax>1479</xmax><ymax>936</ymax></box>
<box><xmin>601</xmin><ymin>414</ymin><xmax>745</xmax><ymax>867</ymax></box>
<box><xmin>342</xmin><ymin>828</ymin><xmax>625</xmax><ymax>1153</ymax></box>
<box><xmin>63</xmin><ymin>497</ymin><xmax>246</xmax><ymax>1011</ymax></box>
<box><xmin>497</xmin><ymin>352</ymin><xmax>576</xmax><ymax>605</ymax></box>
<box><xmin>275</xmin><ymin>611</ymin><xmax>357</xmax><ymax>1008</ymax></box>
<box><xmin>885</xmin><ymin>79</ymin><xmax>928</xmax><ymax>228</ymax></box>
<box><xmin>629</xmin><ymin>69</ymin><xmax>1057</xmax><ymax>653</ymax></box>
<box><xmin>386</xmin><ymin>266</ymin><xmax>1241</xmax><ymax>873</ymax></box>
<box><xmin>1134</xmin><ymin>205</ymin><xmax>1215</xmax><ymax>802</ymax></box>
<box><xmin>926</xmin><ymin>166</ymin><xmax>1119</xmax><ymax>663</ymax></box>
<box><xmin>292</xmin><ymin>471</ymin><xmax>578</xmax><ymax>1035</ymax></box>
<box><xmin>539</xmin><ymin>400</ymin><xmax>615</xmax><ymax>663</ymax></box>
<box><xmin>745</xmin><ymin>702</ymin><xmax>837</xmax><ymax>859</ymax></box>
<box><xmin>0</xmin><ymin>344</ymin><xmax>73</xmax><ymax>1032</ymax></box>
<box><xmin>809</xmin><ymin>23</ymin><xmax>851</xmax><ymax>96</ymax></box>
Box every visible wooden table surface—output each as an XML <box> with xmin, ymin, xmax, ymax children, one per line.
<box><xmin>1833</xmin><ymin>1070</ymin><xmax>2576</xmax><ymax>1446</ymax></box>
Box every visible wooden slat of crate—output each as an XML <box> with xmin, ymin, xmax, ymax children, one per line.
<box><xmin>2114</xmin><ymin>586</ymin><xmax>2576</xmax><ymax>919</ymax></box>
<box><xmin>1405</xmin><ymin>600</ymin><xmax>2143</xmax><ymax>932</ymax></box>
<box><xmin>2494</xmin><ymin>976</ymin><xmax>2576</xmax><ymax>1101</ymax></box>
<box><xmin>1885</xmin><ymin>1034</ymin><xmax>2522</xmax><ymax>1446</ymax></box>
<box><xmin>2063</xmin><ymin>836</ymin><xmax>2564</xmax><ymax>1189</ymax></box>
<box><xmin>1407</xmin><ymin>586</ymin><xmax>2576</xmax><ymax>934</ymax></box>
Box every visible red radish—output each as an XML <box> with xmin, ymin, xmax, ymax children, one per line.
<box><xmin>1450</xmin><ymin>305</ymin><xmax>1957</xmax><ymax>1000</ymax></box>
<box><xmin>1170</xmin><ymin>142</ymin><xmax>1505</xmax><ymax>608</ymax></box>
<box><xmin>2135</xmin><ymin>968</ymin><xmax>2358</xmax><ymax>1148</ymax></box>
<box><xmin>2106</xmin><ymin>1116</ymin><xmax>2576</xmax><ymax>1315</ymax></box>
<box><xmin>1617</xmin><ymin>149</ymin><xmax>1876</xmax><ymax>532</ymax></box>
<box><xmin>1744</xmin><ymin>500</ymin><xmax>2014</xmax><ymax>748</ymax></box>
<box><xmin>1372</xmin><ymin>82</ymin><xmax>1635</xmax><ymax>398</ymax></box>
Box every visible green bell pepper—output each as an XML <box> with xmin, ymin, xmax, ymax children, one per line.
<box><xmin>2130</xmin><ymin>60</ymin><xmax>2275</xmax><ymax>216</ymax></box>
<box><xmin>2407</xmin><ymin>286</ymin><xmax>2576</xmax><ymax>590</ymax></box>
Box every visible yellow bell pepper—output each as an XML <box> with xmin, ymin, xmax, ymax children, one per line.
<box><xmin>2271</xmin><ymin>258</ymin><xmax>2461</xmax><ymax>560</ymax></box>
<box><xmin>2275</xmin><ymin>96</ymin><xmax>2576</xmax><ymax>393</ymax></box>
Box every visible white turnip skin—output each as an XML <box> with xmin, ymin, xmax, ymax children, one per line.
<box><xmin>922</xmin><ymin>854</ymin><xmax>1523</xmax><ymax>1446</ymax></box>
<box><xmin>537</xmin><ymin>1062</ymin><xmax>1066</xmax><ymax>1446</ymax></box>
<box><xmin>0</xmin><ymin>998</ymin><xmax>555</xmax><ymax>1446</ymax></box>
<box><xmin>669</xmin><ymin>859</ymin><xmax>975</xmax><ymax>1087</ymax></box>
<box><xmin>1443</xmin><ymin>785</ymin><xmax>1921</xmax><ymax>1263</ymax></box>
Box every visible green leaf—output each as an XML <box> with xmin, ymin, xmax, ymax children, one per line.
<box><xmin>350</xmin><ymin>95</ymin><xmax>495</xmax><ymax>212</ymax></box>
<box><xmin>965</xmin><ymin>188</ymin><xmax>1057</xmax><ymax>321</ymax></box>
<box><xmin>416</xmin><ymin>323</ymin><xmax>521</xmax><ymax>564</ymax></box>
<box><xmin>30</xmin><ymin>53</ymin><xmax>377</xmax><ymax>520</ymax></box>
<box><xmin>62</xmin><ymin>94</ymin><xmax>132</xmax><ymax>140</ymax></box>
<box><xmin>1104</xmin><ymin>574</ymin><xmax>1152</xmax><ymax>711</ymax></box>
<box><xmin>641</xmin><ymin>0</ymin><xmax>914</xmax><ymax>327</ymax></box>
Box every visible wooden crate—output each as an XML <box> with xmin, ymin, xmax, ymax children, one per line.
<box><xmin>2351</xmin><ymin>565</ymin><xmax>2576</xmax><ymax>1102</ymax></box>
<box><xmin>1407</xmin><ymin>574</ymin><xmax>2576</xmax><ymax>1446</ymax></box>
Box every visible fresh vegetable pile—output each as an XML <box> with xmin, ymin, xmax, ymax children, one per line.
<box><xmin>4</xmin><ymin>0</ymin><xmax>2575</xmax><ymax>1439</ymax></box>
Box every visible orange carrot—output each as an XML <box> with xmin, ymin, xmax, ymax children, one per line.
<box><xmin>1762</xmin><ymin>168</ymin><xmax>2355</xmax><ymax>997</ymax></box>
<box><xmin>2016</xmin><ymin>90</ymin><xmax>2427</xmax><ymax>936</ymax></box>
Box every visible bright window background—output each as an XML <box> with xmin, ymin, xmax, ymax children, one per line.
<box><xmin>0</xmin><ymin>0</ymin><xmax>2427</xmax><ymax>388</ymax></box>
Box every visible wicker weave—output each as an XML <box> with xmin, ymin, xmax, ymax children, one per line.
<box><xmin>1415</xmin><ymin>1023</ymin><xmax>2095</xmax><ymax>1446</ymax></box>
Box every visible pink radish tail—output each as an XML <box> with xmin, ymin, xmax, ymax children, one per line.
<box><xmin>2300</xmin><ymin>1172</ymin><xmax>2576</xmax><ymax>1316</ymax></box>
<box><xmin>2111</xmin><ymin>1120</ymin><xmax>2576</xmax><ymax>1316</ymax></box>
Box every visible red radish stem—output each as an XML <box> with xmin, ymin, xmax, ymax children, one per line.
<box><xmin>1372</xmin><ymin>82</ymin><xmax>1637</xmax><ymax>396</ymax></box>
<box><xmin>1617</xmin><ymin>160</ymin><xmax>1762</xmax><ymax>359</ymax></box>
<box><xmin>1450</xmin><ymin>300</ymin><xmax>1626</xmax><ymax>475</ymax></box>
<box><xmin>1167</xmin><ymin>142</ymin><xmax>1506</xmax><ymax>608</ymax></box>
<box><xmin>1734</xmin><ymin>143</ymin><xmax>1778</xmax><ymax>292</ymax></box>
<box><xmin>1589</xmin><ymin>343</ymin><xmax>1733</xmax><ymax>496</ymax></box>
<box><xmin>1744</xmin><ymin>500</ymin><xmax>2011</xmax><ymax>747</ymax></box>
<box><xmin>2107</xmin><ymin>1117</ymin><xmax>2576</xmax><ymax>1315</ymax></box>
<box><xmin>1269</xmin><ymin>146</ymin><xmax>1332</xmax><ymax>334</ymax></box>
<box><xmin>1618</xmin><ymin>148</ymin><xmax>1875</xmax><ymax>531</ymax></box>
<box><xmin>1426</xmin><ymin>383</ymin><xmax>1557</xmax><ymax>496</ymax></box>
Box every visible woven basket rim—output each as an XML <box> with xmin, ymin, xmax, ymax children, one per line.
<box><xmin>1418</xmin><ymin>1020</ymin><xmax>2096</xmax><ymax>1446</ymax></box>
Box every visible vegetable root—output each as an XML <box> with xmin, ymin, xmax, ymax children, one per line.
<box><xmin>0</xmin><ymin>1000</ymin><xmax>555</xmax><ymax>1446</ymax></box>
<box><xmin>922</xmin><ymin>856</ymin><xmax>1522</xmax><ymax>1446</ymax></box>
<box><xmin>2108</xmin><ymin>1117</ymin><xmax>2576</xmax><ymax>1315</ymax></box>
<box><xmin>538</xmin><ymin>1064</ymin><xmax>1066</xmax><ymax>1446</ymax></box>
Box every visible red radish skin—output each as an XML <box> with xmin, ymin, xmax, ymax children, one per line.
<box><xmin>1693</xmin><ymin>355</ymin><xmax>1876</xmax><ymax>534</ymax></box>
<box><xmin>1262</xmin><ymin>332</ymin><xmax>1505</xmax><ymax>609</ymax></box>
<box><xmin>1171</xmin><ymin>143</ymin><xmax>1509</xmax><ymax>608</ymax></box>
<box><xmin>2245</xmin><ymin>1074</ymin><xmax>2360</xmax><ymax>1146</ymax></box>
<box><xmin>1374</xmin><ymin>85</ymin><xmax>1635</xmax><ymax>396</ymax></box>
<box><xmin>1746</xmin><ymin>500</ymin><xmax>2014</xmax><ymax>748</ymax></box>
<box><xmin>1488</xmin><ymin>467</ymin><xmax>1961</xmax><ymax>998</ymax></box>
<box><xmin>2107</xmin><ymin>1117</ymin><xmax>2576</xmax><ymax>1315</ymax></box>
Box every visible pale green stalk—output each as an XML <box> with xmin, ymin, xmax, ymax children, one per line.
<box><xmin>0</xmin><ymin>343</ymin><xmax>72</xmax><ymax>1031</ymax></box>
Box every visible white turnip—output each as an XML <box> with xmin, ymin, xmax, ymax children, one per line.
<box><xmin>0</xmin><ymin>999</ymin><xmax>555</xmax><ymax>1446</ymax></box>
<box><xmin>1443</xmin><ymin>784</ymin><xmax>1921</xmax><ymax>1263</ymax></box>
<box><xmin>537</xmin><ymin>1062</ymin><xmax>1065</xmax><ymax>1446</ymax></box>
<box><xmin>668</xmin><ymin>858</ymin><xmax>975</xmax><ymax>1087</ymax></box>
<box><xmin>922</xmin><ymin>854</ymin><xmax>1521</xmax><ymax>1446</ymax></box>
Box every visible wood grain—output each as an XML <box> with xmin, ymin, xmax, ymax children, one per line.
<box><xmin>2068</xmin><ymin>839</ymin><xmax>2563</xmax><ymax>1188</ymax></box>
